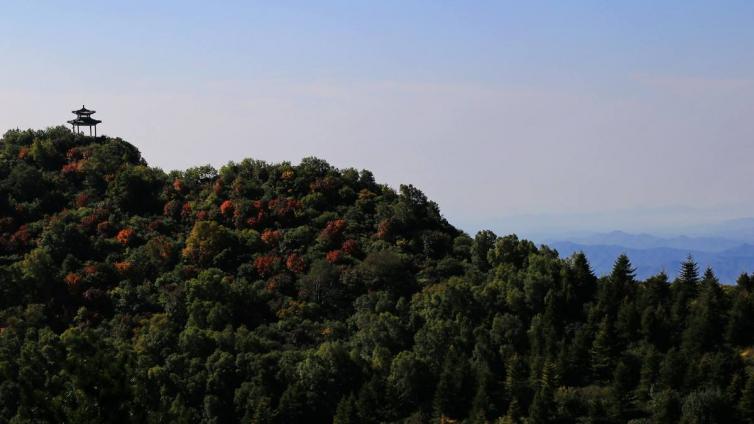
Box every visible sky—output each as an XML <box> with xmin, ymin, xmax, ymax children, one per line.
<box><xmin>2</xmin><ymin>1</ymin><xmax>754</xmax><ymax>237</ymax></box>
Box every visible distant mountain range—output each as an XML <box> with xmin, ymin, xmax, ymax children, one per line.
<box><xmin>551</xmin><ymin>230</ymin><xmax>744</xmax><ymax>252</ymax></box>
<box><xmin>549</xmin><ymin>230</ymin><xmax>754</xmax><ymax>283</ymax></box>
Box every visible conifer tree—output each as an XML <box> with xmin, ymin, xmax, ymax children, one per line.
<box><xmin>682</xmin><ymin>268</ymin><xmax>724</xmax><ymax>352</ymax></box>
<box><xmin>591</xmin><ymin>317</ymin><xmax>614</xmax><ymax>381</ymax></box>
<box><xmin>671</xmin><ymin>255</ymin><xmax>700</xmax><ymax>328</ymax></box>
<box><xmin>333</xmin><ymin>394</ymin><xmax>358</xmax><ymax>424</ymax></box>
<box><xmin>498</xmin><ymin>399</ymin><xmax>523</xmax><ymax>424</ymax></box>
<box><xmin>740</xmin><ymin>372</ymin><xmax>754</xmax><ymax>423</ymax></box>
<box><xmin>527</xmin><ymin>362</ymin><xmax>555</xmax><ymax>424</ymax></box>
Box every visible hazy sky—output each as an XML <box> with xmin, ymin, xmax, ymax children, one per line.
<box><xmin>2</xmin><ymin>1</ymin><xmax>754</xmax><ymax>236</ymax></box>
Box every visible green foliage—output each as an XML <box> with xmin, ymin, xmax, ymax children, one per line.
<box><xmin>0</xmin><ymin>128</ymin><xmax>753</xmax><ymax>423</ymax></box>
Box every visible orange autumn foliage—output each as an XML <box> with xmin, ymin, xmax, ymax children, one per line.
<box><xmin>342</xmin><ymin>239</ymin><xmax>359</xmax><ymax>255</ymax></box>
<box><xmin>320</xmin><ymin>219</ymin><xmax>347</xmax><ymax>241</ymax></box>
<box><xmin>220</xmin><ymin>200</ymin><xmax>234</xmax><ymax>216</ymax></box>
<box><xmin>254</xmin><ymin>255</ymin><xmax>279</xmax><ymax>277</ymax></box>
<box><xmin>376</xmin><ymin>219</ymin><xmax>392</xmax><ymax>239</ymax></box>
<box><xmin>181</xmin><ymin>202</ymin><xmax>193</xmax><ymax>219</ymax></box>
<box><xmin>64</xmin><ymin>273</ymin><xmax>81</xmax><ymax>288</ymax></box>
<box><xmin>281</xmin><ymin>169</ymin><xmax>295</xmax><ymax>180</ymax></box>
<box><xmin>114</xmin><ymin>261</ymin><xmax>133</xmax><ymax>273</ymax></box>
<box><xmin>326</xmin><ymin>250</ymin><xmax>344</xmax><ymax>264</ymax></box>
<box><xmin>116</xmin><ymin>228</ymin><xmax>135</xmax><ymax>245</ymax></box>
<box><xmin>286</xmin><ymin>253</ymin><xmax>306</xmax><ymax>273</ymax></box>
<box><xmin>261</xmin><ymin>229</ymin><xmax>282</xmax><ymax>245</ymax></box>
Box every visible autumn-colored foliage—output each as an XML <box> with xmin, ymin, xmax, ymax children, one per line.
<box><xmin>220</xmin><ymin>200</ymin><xmax>234</xmax><ymax>216</ymax></box>
<box><xmin>320</xmin><ymin>219</ymin><xmax>347</xmax><ymax>242</ymax></box>
<box><xmin>114</xmin><ymin>261</ymin><xmax>133</xmax><ymax>273</ymax></box>
<box><xmin>254</xmin><ymin>254</ymin><xmax>279</xmax><ymax>277</ymax></box>
<box><xmin>358</xmin><ymin>188</ymin><xmax>376</xmax><ymax>201</ymax></box>
<box><xmin>64</xmin><ymin>272</ymin><xmax>81</xmax><ymax>288</ymax></box>
<box><xmin>376</xmin><ymin>219</ymin><xmax>392</xmax><ymax>239</ymax></box>
<box><xmin>182</xmin><ymin>221</ymin><xmax>234</xmax><ymax>265</ymax></box>
<box><xmin>325</xmin><ymin>249</ymin><xmax>344</xmax><ymax>264</ymax></box>
<box><xmin>310</xmin><ymin>176</ymin><xmax>338</xmax><ymax>192</ymax></box>
<box><xmin>80</xmin><ymin>214</ymin><xmax>98</xmax><ymax>230</ymax></box>
<box><xmin>261</xmin><ymin>228</ymin><xmax>282</xmax><ymax>245</ymax></box>
<box><xmin>10</xmin><ymin>225</ymin><xmax>31</xmax><ymax>248</ymax></box>
<box><xmin>116</xmin><ymin>228</ymin><xmax>135</xmax><ymax>245</ymax></box>
<box><xmin>5</xmin><ymin>127</ymin><xmax>754</xmax><ymax>424</ymax></box>
<box><xmin>146</xmin><ymin>236</ymin><xmax>175</xmax><ymax>263</ymax></box>
<box><xmin>62</xmin><ymin>162</ymin><xmax>81</xmax><ymax>174</ymax></box>
<box><xmin>66</xmin><ymin>147</ymin><xmax>80</xmax><ymax>160</ymax></box>
<box><xmin>164</xmin><ymin>200</ymin><xmax>181</xmax><ymax>217</ymax></box>
<box><xmin>181</xmin><ymin>202</ymin><xmax>193</xmax><ymax>219</ymax></box>
<box><xmin>286</xmin><ymin>253</ymin><xmax>306</xmax><ymax>273</ymax></box>
<box><xmin>341</xmin><ymin>239</ymin><xmax>359</xmax><ymax>255</ymax></box>
<box><xmin>75</xmin><ymin>192</ymin><xmax>90</xmax><ymax>208</ymax></box>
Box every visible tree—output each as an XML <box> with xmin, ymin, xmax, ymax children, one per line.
<box><xmin>182</xmin><ymin>221</ymin><xmax>236</xmax><ymax>266</ymax></box>
<box><xmin>471</xmin><ymin>230</ymin><xmax>496</xmax><ymax>272</ymax></box>
<box><xmin>591</xmin><ymin>317</ymin><xmax>614</xmax><ymax>381</ymax></box>
<box><xmin>740</xmin><ymin>372</ymin><xmax>754</xmax><ymax>423</ymax></box>
<box><xmin>671</xmin><ymin>255</ymin><xmax>700</xmax><ymax>327</ymax></box>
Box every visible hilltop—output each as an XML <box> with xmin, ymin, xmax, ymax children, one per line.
<box><xmin>1</xmin><ymin>128</ymin><xmax>754</xmax><ymax>423</ymax></box>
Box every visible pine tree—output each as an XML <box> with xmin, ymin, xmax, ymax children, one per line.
<box><xmin>468</xmin><ymin>366</ymin><xmax>492</xmax><ymax>423</ymax></box>
<box><xmin>498</xmin><ymin>399</ymin><xmax>523</xmax><ymax>424</ymax></box>
<box><xmin>682</xmin><ymin>268</ymin><xmax>724</xmax><ymax>352</ymax></box>
<box><xmin>598</xmin><ymin>254</ymin><xmax>636</xmax><ymax>317</ymax></box>
<box><xmin>671</xmin><ymin>255</ymin><xmax>700</xmax><ymax>328</ymax></box>
<box><xmin>333</xmin><ymin>394</ymin><xmax>358</xmax><ymax>424</ymax></box>
<box><xmin>610</xmin><ymin>359</ymin><xmax>634</xmax><ymax>417</ymax></box>
<box><xmin>610</xmin><ymin>254</ymin><xmax>636</xmax><ymax>297</ymax></box>
<box><xmin>432</xmin><ymin>349</ymin><xmax>469</xmax><ymax>421</ymax></box>
<box><xmin>591</xmin><ymin>317</ymin><xmax>614</xmax><ymax>381</ymax></box>
<box><xmin>528</xmin><ymin>361</ymin><xmax>556</xmax><ymax>424</ymax></box>
<box><xmin>565</xmin><ymin>252</ymin><xmax>597</xmax><ymax>318</ymax></box>
<box><xmin>740</xmin><ymin>372</ymin><xmax>754</xmax><ymax>423</ymax></box>
<box><xmin>504</xmin><ymin>354</ymin><xmax>527</xmax><ymax>407</ymax></box>
<box><xmin>356</xmin><ymin>377</ymin><xmax>383</xmax><ymax>424</ymax></box>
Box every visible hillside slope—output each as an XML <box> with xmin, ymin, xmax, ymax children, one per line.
<box><xmin>1</xmin><ymin>128</ymin><xmax>754</xmax><ymax>423</ymax></box>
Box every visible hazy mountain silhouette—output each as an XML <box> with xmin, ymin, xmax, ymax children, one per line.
<box><xmin>551</xmin><ymin>240</ymin><xmax>754</xmax><ymax>283</ymax></box>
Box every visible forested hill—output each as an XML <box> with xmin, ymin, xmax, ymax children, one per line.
<box><xmin>1</xmin><ymin>128</ymin><xmax>754</xmax><ymax>423</ymax></box>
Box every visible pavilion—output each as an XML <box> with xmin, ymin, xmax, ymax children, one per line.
<box><xmin>68</xmin><ymin>105</ymin><xmax>102</xmax><ymax>136</ymax></box>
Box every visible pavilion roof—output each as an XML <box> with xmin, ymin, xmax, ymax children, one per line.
<box><xmin>72</xmin><ymin>105</ymin><xmax>96</xmax><ymax>114</ymax></box>
<box><xmin>68</xmin><ymin>117</ymin><xmax>102</xmax><ymax>125</ymax></box>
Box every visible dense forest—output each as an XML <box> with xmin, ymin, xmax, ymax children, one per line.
<box><xmin>1</xmin><ymin>127</ymin><xmax>754</xmax><ymax>423</ymax></box>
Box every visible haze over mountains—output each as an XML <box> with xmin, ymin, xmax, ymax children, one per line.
<box><xmin>547</xmin><ymin>224</ymin><xmax>754</xmax><ymax>283</ymax></box>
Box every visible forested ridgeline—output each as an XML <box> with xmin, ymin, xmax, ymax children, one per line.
<box><xmin>1</xmin><ymin>127</ymin><xmax>754</xmax><ymax>423</ymax></box>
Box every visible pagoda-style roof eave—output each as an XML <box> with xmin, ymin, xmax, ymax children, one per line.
<box><xmin>72</xmin><ymin>105</ymin><xmax>94</xmax><ymax>112</ymax></box>
<box><xmin>68</xmin><ymin>118</ymin><xmax>102</xmax><ymax>125</ymax></box>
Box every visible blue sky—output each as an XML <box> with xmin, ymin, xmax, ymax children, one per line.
<box><xmin>2</xmin><ymin>1</ymin><xmax>754</xmax><ymax>236</ymax></box>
